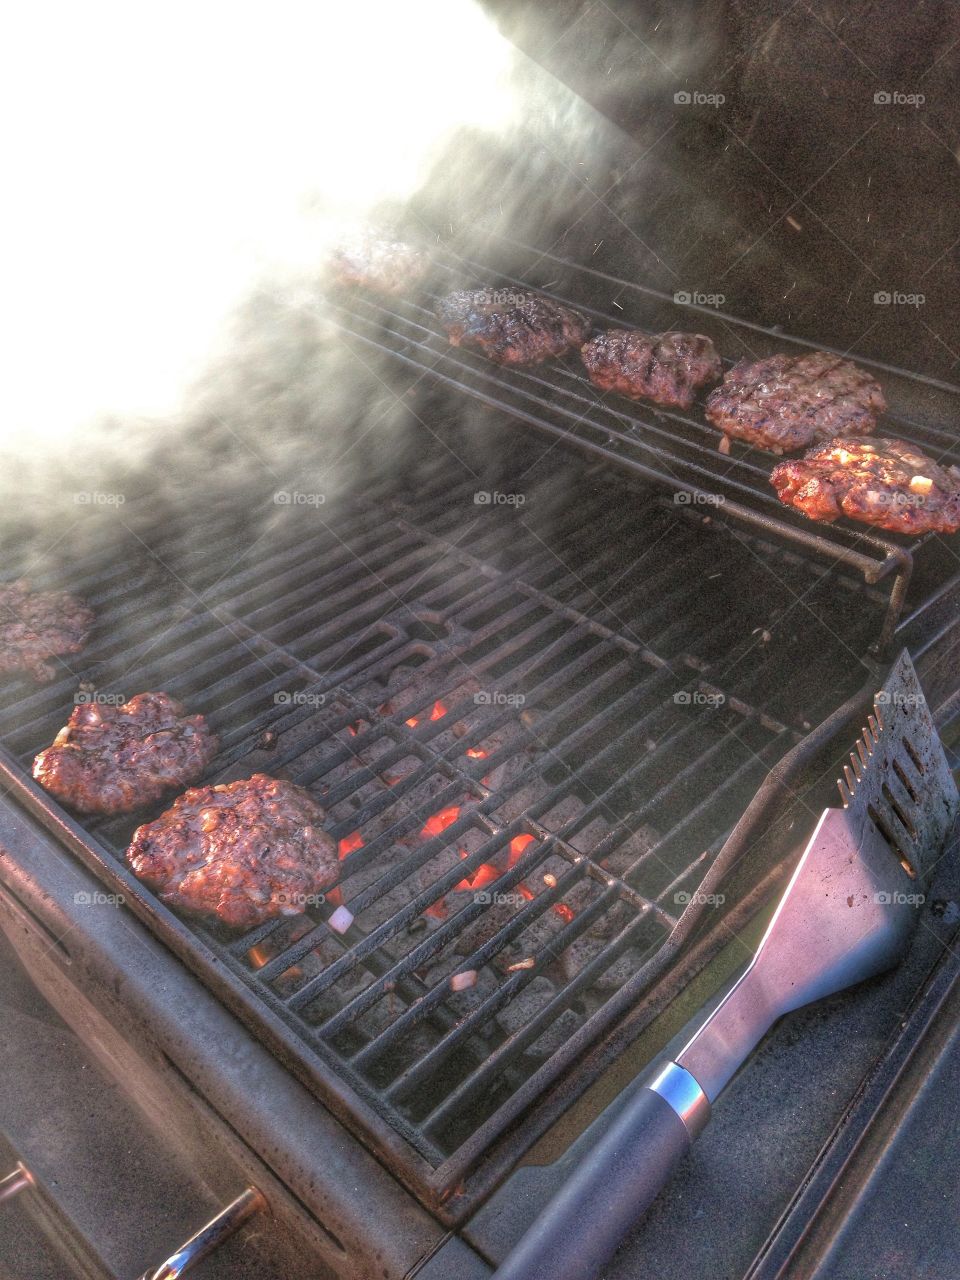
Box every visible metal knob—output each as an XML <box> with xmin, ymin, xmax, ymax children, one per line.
<box><xmin>135</xmin><ymin>1186</ymin><xmax>267</xmax><ymax>1280</ymax></box>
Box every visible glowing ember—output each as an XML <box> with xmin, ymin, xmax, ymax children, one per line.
<box><xmin>247</xmin><ymin>944</ymin><xmax>272</xmax><ymax>969</ymax></box>
<box><xmin>325</xmin><ymin>885</ymin><xmax>344</xmax><ymax>908</ymax></box>
<box><xmin>423</xmin><ymin>899</ymin><xmax>448</xmax><ymax>921</ymax></box>
<box><xmin>406</xmin><ymin>699</ymin><xmax>448</xmax><ymax>730</ymax></box>
<box><xmin>455</xmin><ymin>851</ymin><xmax>501</xmax><ymax>892</ymax></box>
<box><xmin>553</xmin><ymin>903</ymin><xmax>575</xmax><ymax>924</ymax></box>
<box><xmin>421</xmin><ymin>804</ymin><xmax>461</xmax><ymax>838</ymax></box>
<box><xmin>338</xmin><ymin>831</ymin><xmax>364</xmax><ymax>860</ymax></box>
<box><xmin>466</xmin><ymin>746</ymin><xmax>488</xmax><ymax>759</ymax></box>
<box><xmin>508</xmin><ymin>833</ymin><xmax>536</xmax><ymax>867</ymax></box>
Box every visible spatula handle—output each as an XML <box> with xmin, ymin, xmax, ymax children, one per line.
<box><xmin>492</xmin><ymin>1064</ymin><xmax>709</xmax><ymax>1280</ymax></box>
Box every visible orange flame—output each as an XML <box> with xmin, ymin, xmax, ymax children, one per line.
<box><xmin>466</xmin><ymin>746</ymin><xmax>488</xmax><ymax>759</ymax></box>
<box><xmin>508</xmin><ymin>833</ymin><xmax>536</xmax><ymax>867</ymax></box>
<box><xmin>338</xmin><ymin>831</ymin><xmax>364</xmax><ymax>860</ymax></box>
<box><xmin>455</xmin><ymin>850</ymin><xmax>501</xmax><ymax>891</ymax></box>
<box><xmin>247</xmin><ymin>944</ymin><xmax>272</xmax><ymax>969</ymax></box>
<box><xmin>406</xmin><ymin>699</ymin><xmax>448</xmax><ymax>729</ymax></box>
<box><xmin>421</xmin><ymin>804</ymin><xmax>461</xmax><ymax>838</ymax></box>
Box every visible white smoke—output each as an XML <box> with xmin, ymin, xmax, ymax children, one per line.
<box><xmin>1</xmin><ymin>0</ymin><xmax>517</xmax><ymax>446</ymax></box>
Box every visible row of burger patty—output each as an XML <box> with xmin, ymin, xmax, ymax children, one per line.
<box><xmin>332</xmin><ymin>233</ymin><xmax>960</xmax><ymax>536</ymax></box>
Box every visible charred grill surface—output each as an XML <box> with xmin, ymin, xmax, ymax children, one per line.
<box><xmin>436</xmin><ymin>289</ymin><xmax>589</xmax><ymax>366</ymax></box>
<box><xmin>771</xmin><ymin>437</ymin><xmax>960</xmax><ymax>533</ymax></box>
<box><xmin>581</xmin><ymin>329</ymin><xmax>722</xmax><ymax>409</ymax></box>
<box><xmin>0</xmin><ymin>582</ymin><xmax>93</xmax><ymax>683</ymax></box>
<box><xmin>705</xmin><ymin>351</ymin><xmax>886</xmax><ymax>453</ymax></box>
<box><xmin>32</xmin><ymin>691</ymin><xmax>218</xmax><ymax>815</ymax></box>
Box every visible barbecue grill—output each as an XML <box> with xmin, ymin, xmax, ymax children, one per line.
<box><xmin>3</xmin><ymin>3</ymin><xmax>960</xmax><ymax>1277</ymax></box>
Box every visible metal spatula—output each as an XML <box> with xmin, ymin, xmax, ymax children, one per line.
<box><xmin>493</xmin><ymin>650</ymin><xmax>958</xmax><ymax>1280</ymax></box>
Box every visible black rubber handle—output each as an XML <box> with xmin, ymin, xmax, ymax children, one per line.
<box><xmin>491</xmin><ymin>1086</ymin><xmax>695</xmax><ymax>1280</ymax></box>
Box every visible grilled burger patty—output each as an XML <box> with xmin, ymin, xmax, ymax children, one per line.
<box><xmin>581</xmin><ymin>329</ymin><xmax>722</xmax><ymax>409</ymax></box>
<box><xmin>770</xmin><ymin>437</ymin><xmax>960</xmax><ymax>533</ymax></box>
<box><xmin>705</xmin><ymin>351</ymin><xmax>886</xmax><ymax>452</ymax></box>
<box><xmin>0</xmin><ymin>582</ymin><xmax>94</xmax><ymax>682</ymax></box>
<box><xmin>331</xmin><ymin>233</ymin><xmax>426</xmax><ymax>295</ymax></box>
<box><xmin>435</xmin><ymin>289</ymin><xmax>589</xmax><ymax>366</ymax></box>
<box><xmin>33</xmin><ymin>692</ymin><xmax>219</xmax><ymax>815</ymax></box>
<box><xmin>126</xmin><ymin>773</ymin><xmax>338</xmax><ymax>929</ymax></box>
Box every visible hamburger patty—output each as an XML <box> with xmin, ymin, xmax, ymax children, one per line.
<box><xmin>705</xmin><ymin>351</ymin><xmax>886</xmax><ymax>452</ymax></box>
<box><xmin>435</xmin><ymin>288</ymin><xmax>589</xmax><ymax>366</ymax></box>
<box><xmin>0</xmin><ymin>581</ymin><xmax>94</xmax><ymax>682</ymax></box>
<box><xmin>331</xmin><ymin>233</ymin><xmax>426</xmax><ymax>295</ymax></box>
<box><xmin>126</xmin><ymin>773</ymin><xmax>338</xmax><ymax>929</ymax></box>
<box><xmin>770</xmin><ymin>437</ymin><xmax>960</xmax><ymax>534</ymax></box>
<box><xmin>33</xmin><ymin>692</ymin><xmax>219</xmax><ymax>815</ymax></box>
<box><xmin>580</xmin><ymin>329</ymin><xmax>722</xmax><ymax>409</ymax></box>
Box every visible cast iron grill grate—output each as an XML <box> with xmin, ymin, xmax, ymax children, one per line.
<box><xmin>0</xmin><ymin>442</ymin><xmax>894</xmax><ymax>1212</ymax></box>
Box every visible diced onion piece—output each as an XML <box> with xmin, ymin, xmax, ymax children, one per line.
<box><xmin>450</xmin><ymin>970</ymin><xmax>478</xmax><ymax>991</ymax></box>
<box><xmin>718</xmin><ymin>435</ymin><xmax>731</xmax><ymax>455</ymax></box>
<box><xmin>507</xmin><ymin>958</ymin><xmax>536</xmax><ymax>972</ymax></box>
<box><xmin>909</xmin><ymin>475</ymin><xmax>933</xmax><ymax>495</ymax></box>
<box><xmin>543</xmin><ymin>873</ymin><xmax>557</xmax><ymax>888</ymax></box>
<box><xmin>328</xmin><ymin>905</ymin><xmax>354</xmax><ymax>934</ymax></box>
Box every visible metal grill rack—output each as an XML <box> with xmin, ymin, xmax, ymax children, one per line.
<box><xmin>326</xmin><ymin>240</ymin><xmax>960</xmax><ymax>656</ymax></box>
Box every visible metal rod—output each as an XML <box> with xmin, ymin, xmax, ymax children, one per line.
<box><xmin>134</xmin><ymin>1186</ymin><xmax>266</xmax><ymax>1280</ymax></box>
<box><xmin>0</xmin><ymin>1164</ymin><xmax>32</xmax><ymax>1203</ymax></box>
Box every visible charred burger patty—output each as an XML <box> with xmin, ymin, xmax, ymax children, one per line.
<box><xmin>0</xmin><ymin>582</ymin><xmax>94</xmax><ymax>682</ymax></box>
<box><xmin>435</xmin><ymin>288</ymin><xmax>589</xmax><ymax>366</ymax></box>
<box><xmin>33</xmin><ymin>692</ymin><xmax>219</xmax><ymax>815</ymax></box>
<box><xmin>770</xmin><ymin>437</ymin><xmax>960</xmax><ymax>533</ymax></box>
<box><xmin>330</xmin><ymin>234</ymin><xmax>426</xmax><ymax>296</ymax></box>
<box><xmin>126</xmin><ymin>773</ymin><xmax>338</xmax><ymax>929</ymax></box>
<box><xmin>581</xmin><ymin>329</ymin><xmax>722</xmax><ymax>409</ymax></box>
<box><xmin>705</xmin><ymin>351</ymin><xmax>886</xmax><ymax>453</ymax></box>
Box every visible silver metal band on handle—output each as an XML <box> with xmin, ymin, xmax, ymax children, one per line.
<box><xmin>648</xmin><ymin>1061</ymin><xmax>711</xmax><ymax>1139</ymax></box>
<box><xmin>135</xmin><ymin>1186</ymin><xmax>267</xmax><ymax>1280</ymax></box>
<box><xmin>0</xmin><ymin>1164</ymin><xmax>33</xmax><ymax>1204</ymax></box>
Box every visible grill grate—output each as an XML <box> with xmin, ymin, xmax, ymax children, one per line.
<box><xmin>326</xmin><ymin>242</ymin><xmax>960</xmax><ymax>656</ymax></box>
<box><xmin>0</xmin><ymin>436</ymin><xmax>900</xmax><ymax>1211</ymax></box>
